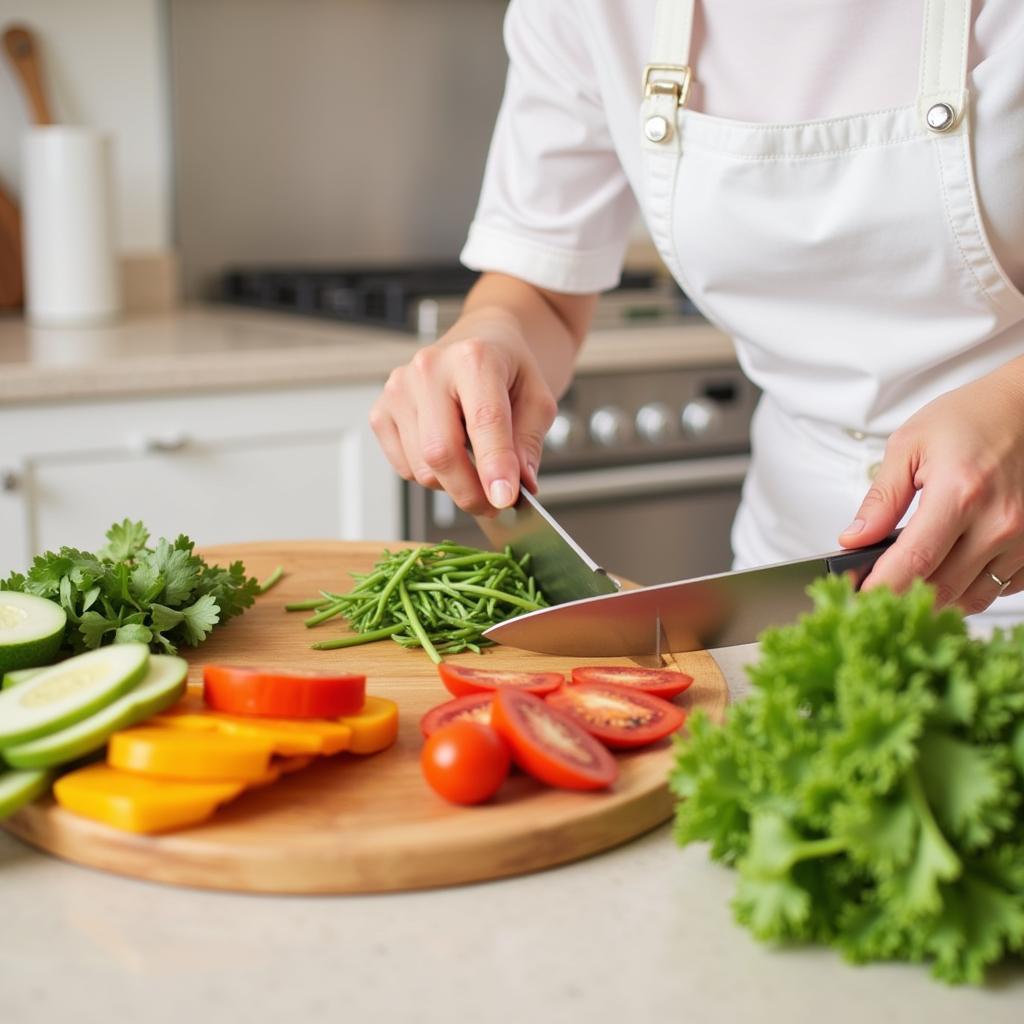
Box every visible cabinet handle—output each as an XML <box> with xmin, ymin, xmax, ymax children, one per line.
<box><xmin>1</xmin><ymin>467</ymin><xmax>20</xmax><ymax>493</ymax></box>
<box><xmin>129</xmin><ymin>432</ymin><xmax>190</xmax><ymax>455</ymax></box>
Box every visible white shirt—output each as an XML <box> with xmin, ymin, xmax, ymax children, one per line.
<box><xmin>460</xmin><ymin>0</ymin><xmax>1024</xmax><ymax>295</ymax></box>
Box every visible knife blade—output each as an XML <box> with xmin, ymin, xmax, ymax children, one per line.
<box><xmin>473</xmin><ymin>486</ymin><xmax>621</xmax><ymax>606</ymax></box>
<box><xmin>482</xmin><ymin>534</ymin><xmax>899</xmax><ymax>657</ymax></box>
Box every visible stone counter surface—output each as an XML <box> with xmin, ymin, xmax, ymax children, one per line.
<box><xmin>2</xmin><ymin>645</ymin><xmax>1021</xmax><ymax>1024</ymax></box>
<box><xmin>0</xmin><ymin>307</ymin><xmax>737</xmax><ymax>404</ymax></box>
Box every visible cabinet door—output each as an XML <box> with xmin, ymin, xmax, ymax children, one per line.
<box><xmin>0</xmin><ymin>384</ymin><xmax>399</xmax><ymax>572</ymax></box>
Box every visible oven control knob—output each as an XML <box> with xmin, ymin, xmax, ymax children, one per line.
<box><xmin>544</xmin><ymin>412</ymin><xmax>584</xmax><ymax>452</ymax></box>
<box><xmin>589</xmin><ymin>406</ymin><xmax>633</xmax><ymax>447</ymax></box>
<box><xmin>635</xmin><ymin>402</ymin><xmax>677</xmax><ymax>444</ymax></box>
<box><xmin>681</xmin><ymin>397</ymin><xmax>723</xmax><ymax>438</ymax></box>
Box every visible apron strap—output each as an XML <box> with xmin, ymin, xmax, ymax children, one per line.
<box><xmin>917</xmin><ymin>0</ymin><xmax>972</xmax><ymax>133</ymax></box>
<box><xmin>644</xmin><ymin>0</ymin><xmax>695</xmax><ymax>108</ymax></box>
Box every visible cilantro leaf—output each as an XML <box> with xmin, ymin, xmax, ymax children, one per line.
<box><xmin>180</xmin><ymin>594</ymin><xmax>220</xmax><ymax>646</ymax></box>
<box><xmin>98</xmin><ymin>519</ymin><xmax>150</xmax><ymax>562</ymax></box>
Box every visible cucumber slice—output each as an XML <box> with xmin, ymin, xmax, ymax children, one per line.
<box><xmin>0</xmin><ymin>591</ymin><xmax>67</xmax><ymax>673</ymax></box>
<box><xmin>3</xmin><ymin>667</ymin><xmax>44</xmax><ymax>690</ymax></box>
<box><xmin>0</xmin><ymin>767</ymin><xmax>53</xmax><ymax>819</ymax></box>
<box><xmin>3</xmin><ymin>655</ymin><xmax>188</xmax><ymax>769</ymax></box>
<box><xmin>0</xmin><ymin>643</ymin><xmax>149</xmax><ymax>747</ymax></box>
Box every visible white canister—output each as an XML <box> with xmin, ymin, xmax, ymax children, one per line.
<box><xmin>22</xmin><ymin>126</ymin><xmax>121</xmax><ymax>326</ymax></box>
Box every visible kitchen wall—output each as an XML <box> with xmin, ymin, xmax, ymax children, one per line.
<box><xmin>0</xmin><ymin>0</ymin><xmax>172</xmax><ymax>254</ymax></box>
<box><xmin>168</xmin><ymin>0</ymin><xmax>510</xmax><ymax>299</ymax></box>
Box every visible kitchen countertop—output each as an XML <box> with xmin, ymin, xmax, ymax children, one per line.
<box><xmin>2</xmin><ymin>644</ymin><xmax>1020</xmax><ymax>1024</ymax></box>
<box><xmin>0</xmin><ymin>306</ymin><xmax>737</xmax><ymax>405</ymax></box>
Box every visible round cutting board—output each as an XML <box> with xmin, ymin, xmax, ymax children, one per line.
<box><xmin>4</xmin><ymin>541</ymin><xmax>728</xmax><ymax>893</ymax></box>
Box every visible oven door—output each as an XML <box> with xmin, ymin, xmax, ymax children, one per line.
<box><xmin>404</xmin><ymin>453</ymin><xmax>749</xmax><ymax>586</ymax></box>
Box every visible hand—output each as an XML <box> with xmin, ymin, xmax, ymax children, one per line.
<box><xmin>838</xmin><ymin>361</ymin><xmax>1024</xmax><ymax>613</ymax></box>
<box><xmin>370</xmin><ymin>324</ymin><xmax>557</xmax><ymax>516</ymax></box>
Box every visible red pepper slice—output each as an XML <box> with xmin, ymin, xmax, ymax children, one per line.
<box><xmin>202</xmin><ymin>665</ymin><xmax>365</xmax><ymax>719</ymax></box>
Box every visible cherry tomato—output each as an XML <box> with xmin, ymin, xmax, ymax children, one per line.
<box><xmin>420</xmin><ymin>721</ymin><xmax>511</xmax><ymax>805</ymax></box>
<box><xmin>546</xmin><ymin>681</ymin><xmax>685</xmax><ymax>749</ymax></box>
<box><xmin>202</xmin><ymin>665</ymin><xmax>365</xmax><ymax>718</ymax></box>
<box><xmin>490</xmin><ymin>688</ymin><xmax>618</xmax><ymax>791</ymax></box>
<box><xmin>437</xmin><ymin>663</ymin><xmax>563</xmax><ymax>699</ymax></box>
<box><xmin>570</xmin><ymin>665</ymin><xmax>694</xmax><ymax>700</ymax></box>
<box><xmin>420</xmin><ymin>693</ymin><xmax>493</xmax><ymax>738</ymax></box>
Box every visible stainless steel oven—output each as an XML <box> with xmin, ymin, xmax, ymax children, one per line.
<box><xmin>405</xmin><ymin>364</ymin><xmax>758</xmax><ymax>586</ymax></box>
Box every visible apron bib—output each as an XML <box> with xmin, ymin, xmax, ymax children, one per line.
<box><xmin>640</xmin><ymin>0</ymin><xmax>1024</xmax><ymax>628</ymax></box>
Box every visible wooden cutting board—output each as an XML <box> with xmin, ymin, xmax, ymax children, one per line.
<box><xmin>3</xmin><ymin>541</ymin><xmax>728</xmax><ymax>893</ymax></box>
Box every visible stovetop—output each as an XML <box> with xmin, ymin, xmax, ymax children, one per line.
<box><xmin>220</xmin><ymin>263</ymin><xmax>699</xmax><ymax>338</ymax></box>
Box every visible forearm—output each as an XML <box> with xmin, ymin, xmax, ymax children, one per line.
<box><xmin>453</xmin><ymin>272</ymin><xmax>596</xmax><ymax>398</ymax></box>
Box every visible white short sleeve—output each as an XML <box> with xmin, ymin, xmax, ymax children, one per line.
<box><xmin>459</xmin><ymin>0</ymin><xmax>638</xmax><ymax>294</ymax></box>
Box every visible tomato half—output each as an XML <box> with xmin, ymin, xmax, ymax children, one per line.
<box><xmin>421</xmin><ymin>721</ymin><xmax>511</xmax><ymax>805</ymax></box>
<box><xmin>202</xmin><ymin>665</ymin><xmax>365</xmax><ymax>719</ymax></box>
<box><xmin>546</xmin><ymin>681</ymin><xmax>685</xmax><ymax>749</ymax></box>
<box><xmin>570</xmin><ymin>665</ymin><xmax>694</xmax><ymax>700</ymax></box>
<box><xmin>490</xmin><ymin>688</ymin><xmax>618</xmax><ymax>791</ymax></box>
<box><xmin>437</xmin><ymin>663</ymin><xmax>563</xmax><ymax>699</ymax></box>
<box><xmin>420</xmin><ymin>693</ymin><xmax>493</xmax><ymax>738</ymax></box>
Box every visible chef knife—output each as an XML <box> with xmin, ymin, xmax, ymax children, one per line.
<box><xmin>476</xmin><ymin>485</ymin><xmax>898</xmax><ymax>656</ymax></box>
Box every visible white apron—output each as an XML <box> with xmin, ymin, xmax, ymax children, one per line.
<box><xmin>640</xmin><ymin>0</ymin><xmax>1024</xmax><ymax>628</ymax></box>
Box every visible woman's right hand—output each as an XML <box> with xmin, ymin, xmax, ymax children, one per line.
<box><xmin>369</xmin><ymin>273</ymin><xmax>595</xmax><ymax>515</ymax></box>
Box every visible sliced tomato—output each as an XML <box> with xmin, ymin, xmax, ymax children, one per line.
<box><xmin>202</xmin><ymin>665</ymin><xmax>365</xmax><ymax>719</ymax></box>
<box><xmin>570</xmin><ymin>665</ymin><xmax>694</xmax><ymax>700</ymax></box>
<box><xmin>421</xmin><ymin>721</ymin><xmax>511</xmax><ymax>805</ymax></box>
<box><xmin>437</xmin><ymin>663</ymin><xmax>563</xmax><ymax>699</ymax></box>
<box><xmin>420</xmin><ymin>693</ymin><xmax>493</xmax><ymax>738</ymax></box>
<box><xmin>490</xmin><ymin>688</ymin><xmax>618</xmax><ymax>791</ymax></box>
<box><xmin>546</xmin><ymin>681</ymin><xmax>685</xmax><ymax>749</ymax></box>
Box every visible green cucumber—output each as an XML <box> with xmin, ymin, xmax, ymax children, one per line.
<box><xmin>2</xmin><ymin>667</ymin><xmax>44</xmax><ymax>690</ymax></box>
<box><xmin>0</xmin><ymin>591</ymin><xmax>67</xmax><ymax>673</ymax></box>
<box><xmin>3</xmin><ymin>655</ymin><xmax>188</xmax><ymax>769</ymax></box>
<box><xmin>0</xmin><ymin>768</ymin><xmax>53</xmax><ymax>820</ymax></box>
<box><xmin>0</xmin><ymin>643</ymin><xmax>149</xmax><ymax>747</ymax></box>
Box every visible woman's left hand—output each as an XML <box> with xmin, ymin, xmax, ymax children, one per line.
<box><xmin>838</xmin><ymin>359</ymin><xmax>1024</xmax><ymax>613</ymax></box>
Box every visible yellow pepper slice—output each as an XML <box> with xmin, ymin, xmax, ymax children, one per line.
<box><xmin>108</xmin><ymin>726</ymin><xmax>275</xmax><ymax>782</ymax></box>
<box><xmin>152</xmin><ymin>709</ymin><xmax>352</xmax><ymax>756</ymax></box>
<box><xmin>337</xmin><ymin>695</ymin><xmax>399</xmax><ymax>754</ymax></box>
<box><xmin>54</xmin><ymin>763</ymin><xmax>245</xmax><ymax>834</ymax></box>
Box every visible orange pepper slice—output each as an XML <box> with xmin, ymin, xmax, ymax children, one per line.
<box><xmin>337</xmin><ymin>695</ymin><xmax>399</xmax><ymax>754</ymax></box>
<box><xmin>108</xmin><ymin>726</ymin><xmax>275</xmax><ymax>783</ymax></box>
<box><xmin>153</xmin><ymin>709</ymin><xmax>352</xmax><ymax>756</ymax></box>
<box><xmin>54</xmin><ymin>763</ymin><xmax>245</xmax><ymax>834</ymax></box>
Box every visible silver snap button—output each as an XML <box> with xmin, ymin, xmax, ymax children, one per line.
<box><xmin>845</xmin><ymin>428</ymin><xmax>867</xmax><ymax>442</ymax></box>
<box><xmin>867</xmin><ymin>461</ymin><xmax>882</xmax><ymax>481</ymax></box>
<box><xmin>926</xmin><ymin>102</ymin><xmax>956</xmax><ymax>132</ymax></box>
<box><xmin>644</xmin><ymin>114</ymin><xmax>670</xmax><ymax>143</ymax></box>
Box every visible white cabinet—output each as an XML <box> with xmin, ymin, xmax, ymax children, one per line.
<box><xmin>0</xmin><ymin>382</ymin><xmax>400</xmax><ymax>574</ymax></box>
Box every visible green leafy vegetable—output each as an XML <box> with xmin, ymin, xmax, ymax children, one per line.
<box><xmin>291</xmin><ymin>542</ymin><xmax>549</xmax><ymax>664</ymax></box>
<box><xmin>2</xmin><ymin>520</ymin><xmax>260</xmax><ymax>656</ymax></box>
<box><xmin>671</xmin><ymin>576</ymin><xmax>1024</xmax><ymax>985</ymax></box>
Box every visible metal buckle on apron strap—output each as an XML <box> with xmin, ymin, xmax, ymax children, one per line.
<box><xmin>642</xmin><ymin>64</ymin><xmax>692</xmax><ymax>143</ymax></box>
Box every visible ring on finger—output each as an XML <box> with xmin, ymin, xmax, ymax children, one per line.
<box><xmin>985</xmin><ymin>568</ymin><xmax>1013</xmax><ymax>594</ymax></box>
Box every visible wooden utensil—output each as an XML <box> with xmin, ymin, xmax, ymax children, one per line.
<box><xmin>0</xmin><ymin>24</ymin><xmax>54</xmax><ymax>311</ymax></box>
<box><xmin>2</xmin><ymin>540</ymin><xmax>729</xmax><ymax>894</ymax></box>
<box><xmin>0</xmin><ymin>182</ymin><xmax>22</xmax><ymax>309</ymax></box>
<box><xmin>3</xmin><ymin>25</ymin><xmax>55</xmax><ymax>125</ymax></box>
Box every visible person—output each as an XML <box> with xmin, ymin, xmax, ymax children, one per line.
<box><xmin>370</xmin><ymin>0</ymin><xmax>1024</xmax><ymax>628</ymax></box>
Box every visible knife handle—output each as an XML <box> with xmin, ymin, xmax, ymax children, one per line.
<box><xmin>824</xmin><ymin>529</ymin><xmax>902</xmax><ymax>589</ymax></box>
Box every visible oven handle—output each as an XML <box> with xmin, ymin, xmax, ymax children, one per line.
<box><xmin>536</xmin><ymin>454</ymin><xmax>750</xmax><ymax>507</ymax></box>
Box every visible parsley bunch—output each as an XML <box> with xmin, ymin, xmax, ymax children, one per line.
<box><xmin>671</xmin><ymin>576</ymin><xmax>1024</xmax><ymax>984</ymax></box>
<box><xmin>2</xmin><ymin>520</ymin><xmax>260</xmax><ymax>655</ymax></box>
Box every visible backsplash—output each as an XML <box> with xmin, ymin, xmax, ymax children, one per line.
<box><xmin>169</xmin><ymin>0</ymin><xmax>509</xmax><ymax>299</ymax></box>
